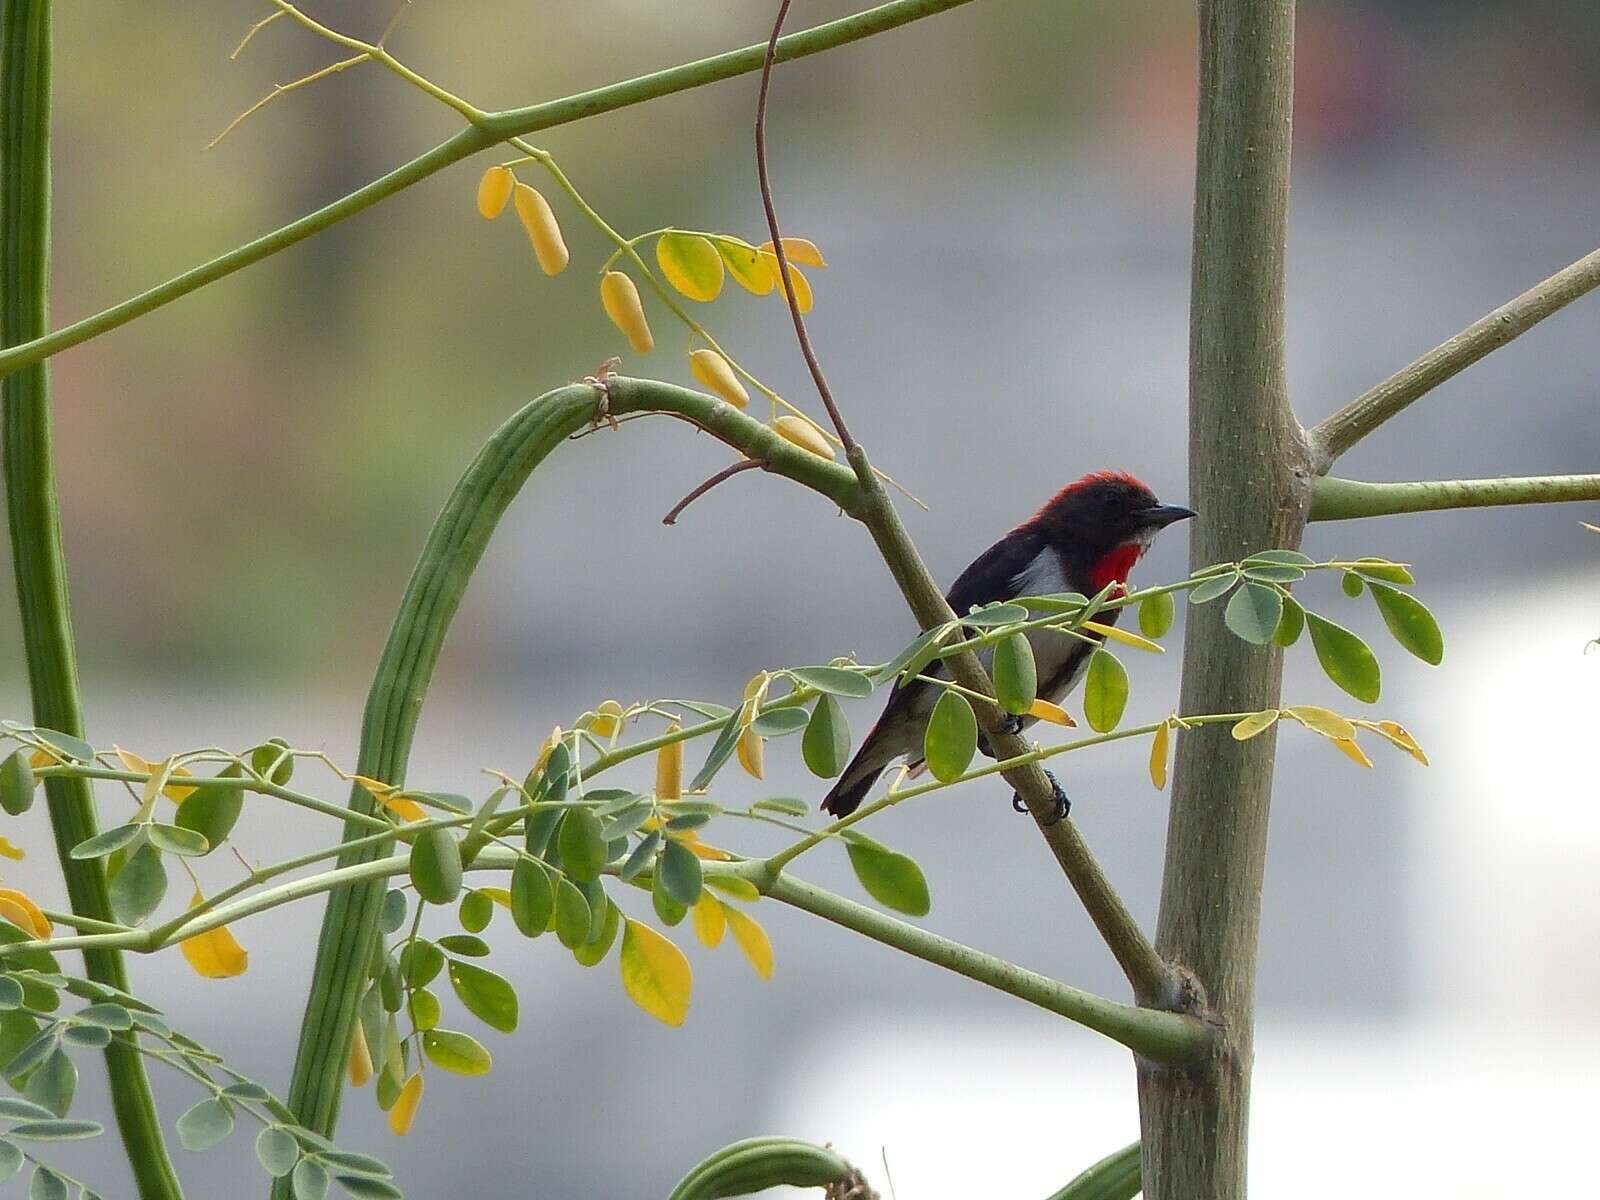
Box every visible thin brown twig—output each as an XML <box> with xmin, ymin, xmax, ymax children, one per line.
<box><xmin>662</xmin><ymin>459</ymin><xmax>766</xmax><ymax>525</ymax></box>
<box><xmin>755</xmin><ymin>0</ymin><xmax>854</xmax><ymax>452</ymax></box>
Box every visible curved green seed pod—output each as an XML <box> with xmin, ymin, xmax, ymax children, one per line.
<box><xmin>668</xmin><ymin>1136</ymin><xmax>855</xmax><ymax>1200</ymax></box>
<box><xmin>1044</xmin><ymin>1140</ymin><xmax>1141</xmax><ymax>1200</ymax></box>
<box><xmin>277</xmin><ymin>379</ymin><xmax>864</xmax><ymax>1183</ymax></box>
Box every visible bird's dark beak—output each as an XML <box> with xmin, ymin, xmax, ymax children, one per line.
<box><xmin>1140</xmin><ymin>503</ymin><xmax>1197</xmax><ymax>528</ymax></box>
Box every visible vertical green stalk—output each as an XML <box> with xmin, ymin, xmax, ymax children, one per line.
<box><xmin>0</xmin><ymin>2</ymin><xmax>182</xmax><ymax>1196</ymax></box>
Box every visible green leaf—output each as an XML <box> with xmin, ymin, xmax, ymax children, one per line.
<box><xmin>523</xmin><ymin>806</ymin><xmax>561</xmax><ymax>858</ymax></box>
<box><xmin>437</xmin><ymin>934</ymin><xmax>488</xmax><ymax>957</ymax></box>
<box><xmin>959</xmin><ymin>602</ymin><xmax>1029</xmax><ymax>627</ymax></box>
<box><xmin>31</xmin><ymin>730</ymin><xmax>94</xmax><ymax>764</ymax></box>
<box><xmin>0</xmin><ymin>925</ymin><xmax>55</xmax><ymax>977</ymax></box>
<box><xmin>292</xmin><ymin>1156</ymin><xmax>329</xmax><ymax>1200</ymax></box>
<box><xmin>1049</xmin><ymin>1139</ymin><xmax>1141</xmax><ymax>1200</ymax></box>
<box><xmin>318</xmin><ymin>1149</ymin><xmax>391</xmax><ymax>1178</ymax></box>
<box><xmin>73</xmin><ymin>1004</ymin><xmax>131</xmax><ymax>1031</ymax></box>
<box><xmin>0</xmin><ymin>1098</ymin><xmax>54</xmax><ymax>1121</ymax></box>
<box><xmin>539</xmin><ymin>742</ymin><xmax>571</xmax><ymax>807</ymax></box>
<box><xmin>553</xmin><ymin>876</ymin><xmax>591</xmax><ymax>949</ymax></box>
<box><xmin>790</xmin><ymin>666</ymin><xmax>874</xmax><ymax>698</ymax></box>
<box><xmin>220</xmin><ymin>1081</ymin><xmax>270</xmax><ymax>1102</ymax></box>
<box><xmin>1187</xmin><ymin>572</ymin><xmax>1238</xmax><ymax>605</ymax></box>
<box><xmin>22</xmin><ymin>1047</ymin><xmax>74</xmax><ymax>1118</ymax></box>
<box><xmin>651</xmin><ymin>870</ymin><xmax>687</xmax><ymax>927</ymax></box>
<box><xmin>61</xmin><ymin>1024</ymin><xmax>110</xmax><ymax>1049</ymax></box>
<box><xmin>1306</xmin><ymin>613</ymin><xmax>1382</xmax><ymax>703</ymax></box>
<box><xmin>992</xmin><ymin>633</ymin><xmax>1038</xmax><ymax>715</ymax></box>
<box><xmin>409</xmin><ymin>829</ymin><xmax>463</xmax><ymax>905</ymax></box>
<box><xmin>176</xmin><ymin>1096</ymin><xmax>235</xmax><ymax>1152</ymax></box>
<box><xmin>801</xmin><ymin>695</ymin><xmax>851</xmax><ymax>779</ymax></box>
<box><xmin>1223</xmin><ymin>582</ymin><xmax>1284</xmax><ymax>645</ymax></box>
<box><xmin>68</xmin><ymin>824</ymin><xmax>140</xmax><ymax>860</ymax></box>
<box><xmin>333</xmin><ymin>1175</ymin><xmax>403</xmax><ymax>1200</ymax></box>
<box><xmin>0</xmin><ymin>1012</ymin><xmax>41</xmax><ymax>1085</ymax></box>
<box><xmin>657</xmin><ymin>838</ymin><xmax>703</xmax><ymax>907</ymax></box>
<box><xmin>0</xmin><ymin>753</ymin><xmax>35</xmax><ymax>817</ymax></box>
<box><xmin>447</xmin><ymin>961</ymin><xmax>518</xmax><ymax>1033</ymax></box>
<box><xmin>689</xmin><ymin>709</ymin><xmax>743</xmax><ymax>792</ymax></box>
<box><xmin>1341</xmin><ymin>570</ymin><xmax>1366</xmax><ymax>597</ymax></box>
<box><xmin>1082</xmin><ymin>650</ymin><xmax>1130</xmax><ymax>733</ymax></box>
<box><xmin>922</xmin><ymin>692</ymin><xmax>977</xmax><ymax>783</ymax></box>
<box><xmin>619</xmin><ymin>832</ymin><xmax>660</xmax><ymax>882</ymax></box>
<box><xmin>572</xmin><ymin>897</ymin><xmax>621</xmax><ymax>967</ymax></box>
<box><xmin>399</xmin><ymin>941</ymin><xmax>443</xmax><ymax>989</ymax></box>
<box><xmin>249</xmin><ymin>739</ymin><xmax>294</xmax><ymax>786</ymax></box>
<box><xmin>408</xmin><ymin>987</ymin><xmax>439</xmax><ymax>1032</ymax></box>
<box><xmin>0</xmin><ymin>978</ymin><xmax>20</xmax><ymax>1011</ymax></box>
<box><xmin>555</xmin><ymin>808</ymin><xmax>605</xmax><ymax>883</ymax></box>
<box><xmin>108</xmin><ymin>843</ymin><xmax>167</xmax><ymax>926</ymax></box>
<box><xmin>28</xmin><ymin>1166</ymin><xmax>66</xmax><ymax>1200</ymax></box>
<box><xmin>422</xmin><ymin>1029</ymin><xmax>491</xmax><ymax>1076</ymax></box>
<box><xmin>6</xmin><ymin>1120</ymin><xmax>102</xmax><ymax>1141</ymax></box>
<box><xmin>1273</xmin><ymin>594</ymin><xmax>1305</xmax><ymax>647</ymax></box>
<box><xmin>1243</xmin><ymin>548</ymin><xmax>1315</xmax><ymax>567</ymax></box>
<box><xmin>1241</xmin><ymin>563</ymin><xmax>1306</xmax><ymax>584</ymax></box>
<box><xmin>842</xmin><ymin>834</ymin><xmax>930</xmax><ymax>916</ymax></box>
<box><xmin>257</xmin><ymin>1127</ymin><xmax>301</xmax><ymax>1177</ymax></box>
<box><xmin>656</xmin><ymin>231</ymin><xmax>725</xmax><ymax>301</ymax></box>
<box><xmin>874</xmin><ymin>626</ymin><xmax>948</xmax><ymax>686</ymax></box>
<box><xmin>0</xmin><ymin>1139</ymin><xmax>19</xmax><ymax>1182</ymax></box>
<box><xmin>1352</xmin><ymin>558</ymin><xmax>1414</xmax><ymax>585</ymax></box>
<box><xmin>751</xmin><ymin>796</ymin><xmax>808</xmax><ymax>817</ymax></box>
<box><xmin>378</xmin><ymin>889</ymin><xmax>408</xmax><ymax>935</ymax></box>
<box><xmin>146</xmin><ymin>823</ymin><xmax>209</xmax><ymax>857</ymax></box>
<box><xmin>174</xmin><ymin>768</ymin><xmax>244</xmax><ymax>853</ymax></box>
<box><xmin>749</xmin><ymin>708</ymin><xmax>809</xmax><ymax>738</ymax></box>
<box><xmin>1368</xmin><ymin>582</ymin><xmax>1444</xmax><ymax>665</ymax></box>
<box><xmin>1137</xmin><ymin>591</ymin><xmax>1176</xmax><ymax>638</ymax></box>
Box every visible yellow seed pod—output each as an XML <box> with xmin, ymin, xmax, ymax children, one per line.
<box><xmin>600</xmin><ymin>271</ymin><xmax>654</xmax><ymax>353</ymax></box>
<box><xmin>688</xmin><ymin>349</ymin><xmax>749</xmax><ymax>409</ymax></box>
<box><xmin>656</xmin><ymin>722</ymin><xmax>682</xmax><ymax>800</ymax></box>
<box><xmin>512</xmin><ymin>183</ymin><xmax>569</xmax><ymax>275</ymax></box>
<box><xmin>347</xmin><ymin>1019</ymin><xmax>374</xmax><ymax>1087</ymax></box>
<box><xmin>476</xmin><ymin>165</ymin><xmax>514</xmax><ymax>219</ymax></box>
<box><xmin>772</xmin><ymin>415</ymin><xmax>836</xmax><ymax>460</ymax></box>
<box><xmin>737</xmin><ymin>726</ymin><xmax>764</xmax><ymax>780</ymax></box>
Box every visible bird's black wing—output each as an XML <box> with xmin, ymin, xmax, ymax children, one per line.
<box><xmin>944</xmin><ymin>529</ymin><xmax>1049</xmax><ymax>615</ymax></box>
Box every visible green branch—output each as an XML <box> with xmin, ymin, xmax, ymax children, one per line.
<box><xmin>1310</xmin><ymin>474</ymin><xmax>1600</xmax><ymax>521</ymax></box>
<box><xmin>1309</xmin><ymin>245</ymin><xmax>1600</xmax><ymax>471</ymax></box>
<box><xmin>0</xmin><ymin>3</ymin><xmax>182</xmax><ymax>1194</ymax></box>
<box><xmin>763</xmin><ymin>875</ymin><xmax>1211</xmax><ymax>1063</ymax></box>
<box><xmin>0</xmin><ymin>0</ymin><xmax>982</xmax><ymax>381</ymax></box>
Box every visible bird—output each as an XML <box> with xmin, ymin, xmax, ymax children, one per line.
<box><xmin>820</xmin><ymin>471</ymin><xmax>1195</xmax><ymax>823</ymax></box>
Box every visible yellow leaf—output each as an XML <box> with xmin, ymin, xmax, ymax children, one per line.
<box><xmin>761</xmin><ymin>253</ymin><xmax>813</xmax><ymax>313</ymax></box>
<box><xmin>0</xmin><ymin>837</ymin><xmax>24</xmax><ymax>861</ymax></box>
<box><xmin>1333</xmin><ymin>737</ymin><xmax>1373</xmax><ymax>768</ymax></box>
<box><xmin>535</xmin><ymin>726</ymin><xmax>563</xmax><ymax>773</ymax></box>
<box><xmin>741</xmin><ymin>672</ymin><xmax>770</xmax><ymax>707</ymax></box>
<box><xmin>678</xmin><ymin>833</ymin><xmax>733</xmax><ymax>862</ymax></box>
<box><xmin>480</xmin><ymin>887</ymin><xmax>512</xmax><ymax>909</ymax></box>
<box><xmin>600</xmin><ymin>271</ymin><xmax>654</xmax><ymax>353</ymax></box>
<box><xmin>383</xmin><ymin>794</ymin><xmax>428</xmax><ymax>823</ymax></box>
<box><xmin>758</xmin><ymin>237</ymin><xmax>827</xmax><ymax>268</ymax></box>
<box><xmin>722</xmin><ymin>904</ymin><xmax>773</xmax><ymax>980</ymax></box>
<box><xmin>772</xmin><ymin>415</ymin><xmax>836</xmax><ymax>460</ymax></box>
<box><xmin>1148</xmin><ymin>721</ymin><xmax>1170</xmax><ymax>791</ymax></box>
<box><xmin>1084</xmin><ymin>621</ymin><xmax>1165</xmax><ymax>654</ymax></box>
<box><xmin>1230</xmin><ymin>709</ymin><xmax>1280</xmax><ymax>741</ymax></box>
<box><xmin>347</xmin><ymin>1019</ymin><xmax>373</xmax><ymax>1087</ymax></box>
<box><xmin>619</xmin><ymin>918</ymin><xmax>692</xmax><ymax>1026</ymax></box>
<box><xmin>691</xmin><ymin>893</ymin><xmax>726</xmax><ymax>948</ymax></box>
<box><xmin>178</xmin><ymin>891</ymin><xmax>247</xmax><ymax>979</ymax></box>
<box><xmin>28</xmin><ymin>748</ymin><xmax>58</xmax><ymax>770</ymax></box>
<box><xmin>705</xmin><ymin>876</ymin><xmax>761</xmax><ymax>902</ymax></box>
<box><xmin>655</xmin><ymin>725</ymin><xmax>682</xmax><ymax>800</ymax></box>
<box><xmin>688</xmin><ymin>348</ymin><xmax>750</xmax><ymax>409</ymax></box>
<box><xmin>736</xmin><ymin>727</ymin><xmax>764</xmax><ymax>780</ymax></box>
<box><xmin>389</xmin><ymin>1072</ymin><xmax>423</xmax><ymax>1136</ymax></box>
<box><xmin>656</xmin><ymin>232</ymin><xmax>725</xmax><ymax>302</ymax></box>
<box><xmin>0</xmin><ymin>889</ymin><xmax>49</xmax><ymax>939</ymax></box>
<box><xmin>714</xmin><ymin>237</ymin><xmax>774</xmax><ymax>295</ymax></box>
<box><xmin>512</xmin><ymin>183</ymin><xmax>569</xmax><ymax>275</ymax></box>
<box><xmin>351</xmin><ymin>774</ymin><xmax>395</xmax><ymax>797</ymax></box>
<box><xmin>114</xmin><ymin>747</ymin><xmax>196</xmax><ymax>803</ymax></box>
<box><xmin>1028</xmin><ymin>699</ymin><xmax>1076</xmax><ymax>727</ymax></box>
<box><xmin>476</xmin><ymin>165</ymin><xmax>513</xmax><ymax>219</ymax></box>
<box><xmin>1372</xmin><ymin>720</ymin><xmax>1430</xmax><ymax>766</ymax></box>
<box><xmin>1283</xmin><ymin>705</ymin><xmax>1356</xmax><ymax>741</ymax></box>
<box><xmin>590</xmin><ymin>700</ymin><xmax>625</xmax><ymax>739</ymax></box>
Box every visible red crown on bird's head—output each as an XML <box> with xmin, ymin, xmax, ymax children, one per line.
<box><xmin>1031</xmin><ymin>470</ymin><xmax>1150</xmax><ymax>523</ymax></box>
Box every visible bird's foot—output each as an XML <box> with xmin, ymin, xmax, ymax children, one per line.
<box><xmin>979</xmin><ymin>713</ymin><xmax>1026</xmax><ymax>758</ymax></box>
<box><xmin>1012</xmin><ymin>770</ymin><xmax>1071</xmax><ymax>825</ymax></box>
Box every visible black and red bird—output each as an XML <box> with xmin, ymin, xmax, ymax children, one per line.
<box><xmin>820</xmin><ymin>472</ymin><xmax>1195</xmax><ymax>822</ymax></box>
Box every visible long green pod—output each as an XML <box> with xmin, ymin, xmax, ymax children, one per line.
<box><xmin>667</xmin><ymin>1137</ymin><xmax>855</xmax><ymax>1200</ymax></box>
<box><xmin>1044</xmin><ymin>1141</ymin><xmax>1141</xmax><ymax>1200</ymax></box>
<box><xmin>0</xmin><ymin>3</ymin><xmax>183</xmax><ymax>1196</ymax></box>
<box><xmin>278</xmin><ymin>378</ymin><xmax>862</xmax><ymax>1174</ymax></box>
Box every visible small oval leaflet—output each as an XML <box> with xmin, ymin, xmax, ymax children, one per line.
<box><xmin>255</xmin><ymin>1125</ymin><xmax>299</xmax><ymax>1177</ymax></box>
<box><xmin>801</xmin><ymin>695</ymin><xmax>851</xmax><ymax>779</ymax></box>
<box><xmin>790</xmin><ymin>666</ymin><xmax>875</xmax><ymax>698</ymax></box>
<box><xmin>1341</xmin><ymin>570</ymin><xmax>1366</xmax><ymax>598</ymax></box>
<box><xmin>992</xmin><ymin>634</ymin><xmax>1037</xmax><ymax>716</ymax></box>
<box><xmin>573</xmin><ymin>898</ymin><xmax>621</xmax><ymax>968</ymax></box>
<box><xmin>553</xmin><ymin>876</ymin><xmax>591</xmax><ymax>949</ymax></box>
<box><xmin>652</xmin><ymin>872</ymin><xmax>688</xmax><ymax>927</ymax></box>
<box><xmin>842</xmin><ymin>834</ymin><xmax>930</xmax><ymax>917</ymax></box>
<box><xmin>1187</xmin><ymin>571</ymin><xmax>1239</xmax><ymax>605</ymax></box>
<box><xmin>713</xmin><ymin>236</ymin><xmax>775</xmax><ymax>294</ymax></box>
<box><xmin>555</xmin><ymin>807</ymin><xmax>606</xmax><ymax>883</ymax></box>
<box><xmin>458</xmin><ymin>889</ymin><xmax>492</xmax><ymax>934</ymax></box>
<box><xmin>1083</xmin><ymin>650</ymin><xmax>1130</xmax><ymax>733</ymax></box>
<box><xmin>1305</xmin><ymin>613</ymin><xmax>1382</xmax><ymax>704</ymax></box>
<box><xmin>1138</xmin><ymin>591</ymin><xmax>1176</xmax><ymax>639</ymax></box>
<box><xmin>409</xmin><ymin>829</ymin><xmax>463</xmax><ymax>905</ymax></box>
<box><xmin>1230</xmin><ymin>710</ymin><xmax>1280</xmax><ymax>741</ymax></box>
<box><xmin>1149</xmin><ymin>721</ymin><xmax>1171</xmax><ymax>790</ymax></box>
<box><xmin>447</xmin><ymin>961</ymin><xmax>518</xmax><ymax>1034</ymax></box>
<box><xmin>723</xmin><ymin>905</ymin><xmax>774</xmax><ymax>980</ymax></box>
<box><xmin>173</xmin><ymin>768</ymin><xmax>244</xmax><ymax>854</ymax></box>
<box><xmin>176</xmin><ymin>1096</ymin><xmax>235</xmax><ymax>1152</ymax></box>
<box><xmin>1367</xmin><ymin>582</ymin><xmax>1444</xmax><ymax>666</ymax></box>
<box><xmin>750</xmin><ymin>708</ymin><xmax>810</xmax><ymax>738</ymax></box>
<box><xmin>657</xmin><ymin>231</ymin><xmax>726</xmax><ymax>301</ymax></box>
<box><xmin>108</xmin><ymin>842</ymin><xmax>167</xmax><ymax>927</ymax></box>
<box><xmin>423</xmin><ymin>1028</ymin><xmax>492</xmax><ymax>1076</ymax></box>
<box><xmin>1283</xmin><ymin>705</ymin><xmax>1356</xmax><ymax>741</ymax></box>
<box><xmin>658</xmin><ymin>837</ymin><xmax>704</xmax><ymax>908</ymax></box>
<box><xmin>0</xmin><ymin>753</ymin><xmax>35</xmax><ymax>817</ymax></box>
<box><xmin>922</xmin><ymin>692</ymin><xmax>977</xmax><ymax>784</ymax></box>
<box><xmin>1273</xmin><ymin>594</ymin><xmax>1306</xmax><ymax>647</ymax></box>
<box><xmin>619</xmin><ymin>918</ymin><xmax>692</xmax><ymax>1026</ymax></box>
<box><xmin>1224</xmin><ymin>581</ymin><xmax>1284</xmax><ymax>645</ymax></box>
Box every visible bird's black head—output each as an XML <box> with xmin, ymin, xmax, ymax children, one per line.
<box><xmin>1028</xmin><ymin>471</ymin><xmax>1196</xmax><ymax>592</ymax></box>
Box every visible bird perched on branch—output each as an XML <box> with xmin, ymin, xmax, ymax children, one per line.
<box><xmin>820</xmin><ymin>472</ymin><xmax>1195</xmax><ymax>823</ymax></box>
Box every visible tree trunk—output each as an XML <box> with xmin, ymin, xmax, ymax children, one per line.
<box><xmin>1137</xmin><ymin>1</ymin><xmax>1310</xmax><ymax>1197</ymax></box>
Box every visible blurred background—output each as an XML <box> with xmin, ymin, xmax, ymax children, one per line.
<box><xmin>2</xmin><ymin>0</ymin><xmax>1597</xmax><ymax>1195</ymax></box>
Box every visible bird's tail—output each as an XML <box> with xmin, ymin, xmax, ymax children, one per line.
<box><xmin>820</xmin><ymin>738</ymin><xmax>896</xmax><ymax>817</ymax></box>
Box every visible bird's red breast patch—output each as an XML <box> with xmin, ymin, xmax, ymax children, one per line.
<box><xmin>1088</xmin><ymin>541</ymin><xmax>1145</xmax><ymax>593</ymax></box>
